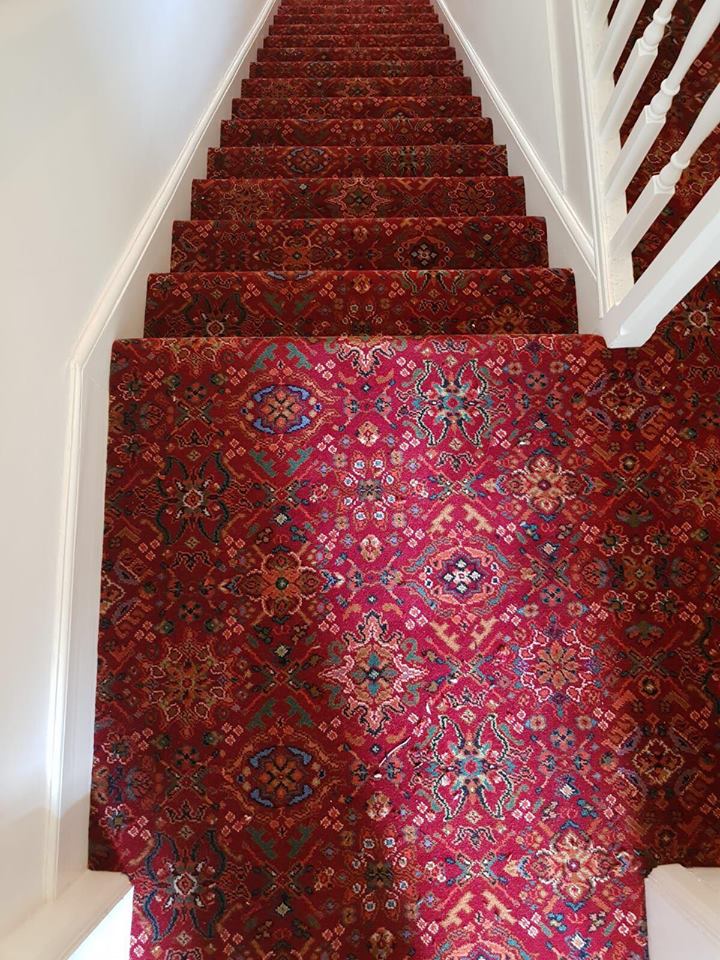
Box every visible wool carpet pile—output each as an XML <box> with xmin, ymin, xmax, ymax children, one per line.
<box><xmin>89</xmin><ymin>1</ymin><xmax>719</xmax><ymax>958</ymax></box>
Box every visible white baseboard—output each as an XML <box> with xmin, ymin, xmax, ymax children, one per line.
<box><xmin>435</xmin><ymin>0</ymin><xmax>601</xmax><ymax>332</ymax></box>
<box><xmin>646</xmin><ymin>865</ymin><xmax>720</xmax><ymax>960</ymax></box>
<box><xmin>45</xmin><ymin>0</ymin><xmax>281</xmax><ymax>918</ymax></box>
<box><xmin>0</xmin><ymin>871</ymin><xmax>132</xmax><ymax>960</ymax></box>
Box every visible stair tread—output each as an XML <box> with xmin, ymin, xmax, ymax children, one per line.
<box><xmin>144</xmin><ymin>268</ymin><xmax>578</xmax><ymax>338</ymax></box>
<box><xmin>206</xmin><ymin>144</ymin><xmax>508</xmax><ymax>179</ymax></box>
<box><xmin>125</xmin><ymin>333</ymin><xmax>591</xmax><ymax>348</ymax></box>
<box><xmin>280</xmin><ymin>1</ymin><xmax>438</xmax><ymax>5</ymax></box>
<box><xmin>281</xmin><ymin>1</ymin><xmax>438</xmax><ymax>5</ymax></box>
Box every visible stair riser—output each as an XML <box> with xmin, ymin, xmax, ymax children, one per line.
<box><xmin>269</xmin><ymin>22</ymin><xmax>445</xmax><ymax>34</ymax></box>
<box><xmin>250</xmin><ymin>61</ymin><xmax>464</xmax><ymax>78</ymax></box>
<box><xmin>171</xmin><ymin>217</ymin><xmax>549</xmax><ymax>272</ymax></box>
<box><xmin>145</xmin><ymin>269</ymin><xmax>578</xmax><ymax>338</ymax></box>
<box><xmin>278</xmin><ymin>6</ymin><xmax>437</xmax><ymax>15</ymax></box>
<box><xmin>279</xmin><ymin>2</ymin><xmax>437</xmax><ymax>10</ymax></box>
<box><xmin>241</xmin><ymin>77</ymin><xmax>472</xmax><ymax>97</ymax></box>
<box><xmin>192</xmin><ymin>176</ymin><xmax>524</xmax><ymax>220</ymax></box>
<box><xmin>256</xmin><ymin>46</ymin><xmax>458</xmax><ymax>62</ymax></box>
<box><xmin>220</xmin><ymin>117</ymin><xmax>492</xmax><ymax>148</ymax></box>
<box><xmin>232</xmin><ymin>96</ymin><xmax>484</xmax><ymax>120</ymax></box>
<box><xmin>280</xmin><ymin>0</ymin><xmax>437</xmax><ymax>6</ymax></box>
<box><xmin>263</xmin><ymin>34</ymin><xmax>451</xmax><ymax>47</ymax></box>
<box><xmin>273</xmin><ymin>13</ymin><xmax>439</xmax><ymax>23</ymax></box>
<box><xmin>207</xmin><ymin>145</ymin><xmax>507</xmax><ymax>180</ymax></box>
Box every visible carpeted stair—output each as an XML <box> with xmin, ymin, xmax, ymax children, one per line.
<box><xmin>90</xmin><ymin>2</ymin><xmax>702</xmax><ymax>958</ymax></box>
<box><xmin>219</xmin><ymin>116</ymin><xmax>494</xmax><ymax>146</ymax></box>
<box><xmin>231</xmin><ymin>94</ymin><xmax>486</xmax><ymax>118</ymax></box>
<box><xmin>205</xmin><ymin>143</ymin><xmax>510</xmax><ymax>177</ymax></box>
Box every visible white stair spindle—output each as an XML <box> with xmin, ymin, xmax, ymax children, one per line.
<box><xmin>612</xmin><ymin>83</ymin><xmax>720</xmax><ymax>257</ymax></box>
<box><xmin>600</xmin><ymin>0</ymin><xmax>679</xmax><ymax>138</ymax></box>
<box><xmin>600</xmin><ymin>178</ymin><xmax>720</xmax><ymax>347</ymax></box>
<box><xmin>593</xmin><ymin>0</ymin><xmax>614</xmax><ymax>23</ymax></box>
<box><xmin>595</xmin><ymin>0</ymin><xmax>645</xmax><ymax>78</ymax></box>
<box><xmin>606</xmin><ymin>0</ymin><xmax>720</xmax><ymax>195</ymax></box>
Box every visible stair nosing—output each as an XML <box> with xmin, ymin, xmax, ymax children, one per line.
<box><xmin>174</xmin><ymin>214</ymin><xmax>545</xmax><ymax>227</ymax></box>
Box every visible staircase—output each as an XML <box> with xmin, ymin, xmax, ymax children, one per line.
<box><xmin>142</xmin><ymin>3</ymin><xmax>582</xmax><ymax>339</ymax></box>
<box><xmin>89</xmin><ymin>2</ymin><xmax>656</xmax><ymax>957</ymax></box>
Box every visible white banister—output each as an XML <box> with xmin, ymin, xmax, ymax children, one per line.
<box><xmin>440</xmin><ymin>0</ymin><xmax>718</xmax><ymax>348</ymax></box>
<box><xmin>613</xmin><ymin>83</ymin><xmax>720</xmax><ymax>256</ymax></box>
<box><xmin>606</xmin><ymin>0</ymin><xmax>720</xmax><ymax>196</ymax></box>
<box><xmin>577</xmin><ymin>0</ymin><xmax>720</xmax><ymax>346</ymax></box>
<box><xmin>600</xmin><ymin>0</ymin><xmax>679</xmax><ymax>138</ymax></box>
<box><xmin>601</xmin><ymin>178</ymin><xmax>720</xmax><ymax>347</ymax></box>
<box><xmin>595</xmin><ymin>0</ymin><xmax>645</xmax><ymax>78</ymax></box>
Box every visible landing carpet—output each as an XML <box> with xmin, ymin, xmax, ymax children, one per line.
<box><xmin>89</xmin><ymin>2</ymin><xmax>720</xmax><ymax>959</ymax></box>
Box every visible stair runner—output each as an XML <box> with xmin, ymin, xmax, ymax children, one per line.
<box><xmin>90</xmin><ymin>2</ymin><xmax>720</xmax><ymax>958</ymax></box>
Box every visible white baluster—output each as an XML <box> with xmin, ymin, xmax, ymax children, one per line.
<box><xmin>612</xmin><ymin>83</ymin><xmax>720</xmax><ymax>257</ymax></box>
<box><xmin>593</xmin><ymin>0</ymin><xmax>614</xmax><ymax>23</ymax></box>
<box><xmin>600</xmin><ymin>0</ymin><xmax>679</xmax><ymax>138</ymax></box>
<box><xmin>595</xmin><ymin>0</ymin><xmax>645</xmax><ymax>78</ymax></box>
<box><xmin>606</xmin><ymin>0</ymin><xmax>720</xmax><ymax>195</ymax></box>
<box><xmin>600</xmin><ymin>178</ymin><xmax>720</xmax><ymax>347</ymax></box>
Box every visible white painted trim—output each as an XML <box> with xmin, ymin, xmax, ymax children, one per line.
<box><xmin>45</xmin><ymin>0</ymin><xmax>281</xmax><ymax>907</ymax></box>
<box><xmin>646</xmin><ymin>865</ymin><xmax>720</xmax><ymax>959</ymax></box>
<box><xmin>570</xmin><ymin>0</ymin><xmax>635</xmax><ymax>327</ymax></box>
<box><xmin>0</xmin><ymin>871</ymin><xmax>132</xmax><ymax>960</ymax></box>
<box><xmin>435</xmin><ymin>0</ymin><xmax>601</xmax><ymax>330</ymax></box>
<box><xmin>544</xmin><ymin>0</ymin><xmax>571</xmax><ymax>194</ymax></box>
<box><xmin>601</xmin><ymin>177</ymin><xmax>720</xmax><ymax>346</ymax></box>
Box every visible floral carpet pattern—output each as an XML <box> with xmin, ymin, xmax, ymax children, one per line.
<box><xmin>90</xmin><ymin>2</ymin><xmax>719</xmax><ymax>959</ymax></box>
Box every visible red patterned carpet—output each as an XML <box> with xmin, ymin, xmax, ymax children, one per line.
<box><xmin>89</xmin><ymin>2</ymin><xmax>720</xmax><ymax>959</ymax></box>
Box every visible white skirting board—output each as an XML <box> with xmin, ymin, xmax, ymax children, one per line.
<box><xmin>34</xmin><ymin>0</ymin><xmax>281</xmax><ymax>954</ymax></box>
<box><xmin>0</xmin><ymin>872</ymin><xmax>132</xmax><ymax>960</ymax></box>
<box><xmin>434</xmin><ymin>0</ymin><xmax>602</xmax><ymax>332</ymax></box>
<box><xmin>646</xmin><ymin>866</ymin><xmax>720</xmax><ymax>960</ymax></box>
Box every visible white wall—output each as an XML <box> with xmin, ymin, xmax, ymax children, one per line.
<box><xmin>438</xmin><ymin>0</ymin><xmax>601</xmax><ymax>326</ymax></box>
<box><xmin>444</xmin><ymin>1</ymin><xmax>565</xmax><ymax>181</ymax></box>
<box><xmin>441</xmin><ymin>0</ymin><xmax>595</xmax><ymax>232</ymax></box>
<box><xmin>0</xmin><ymin>0</ymin><xmax>273</xmax><ymax>942</ymax></box>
